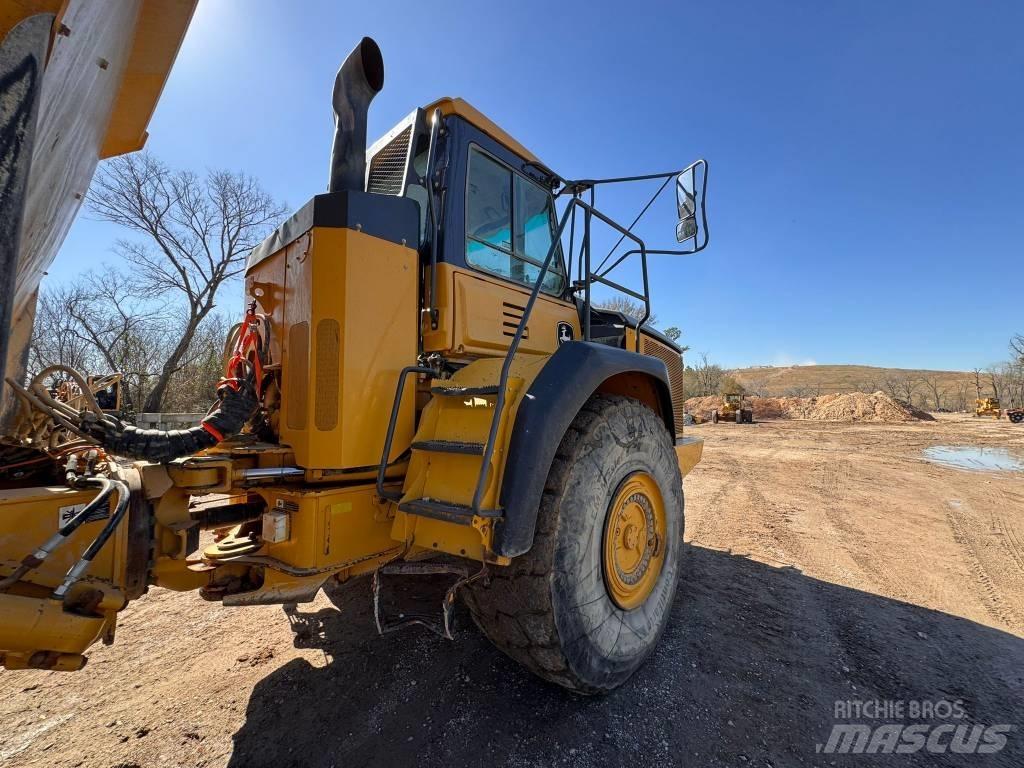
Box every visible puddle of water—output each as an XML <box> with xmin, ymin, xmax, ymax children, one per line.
<box><xmin>923</xmin><ymin>446</ymin><xmax>1024</xmax><ymax>473</ymax></box>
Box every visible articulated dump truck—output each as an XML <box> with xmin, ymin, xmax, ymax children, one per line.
<box><xmin>0</xmin><ymin>8</ymin><xmax>709</xmax><ymax>693</ymax></box>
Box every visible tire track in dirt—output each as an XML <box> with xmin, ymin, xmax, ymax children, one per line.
<box><xmin>811</xmin><ymin>453</ymin><xmax>930</xmax><ymax>604</ymax></box>
<box><xmin>726</xmin><ymin>446</ymin><xmax>833</xmax><ymax>575</ymax></box>
<box><xmin>985</xmin><ymin>484</ymin><xmax>1024</xmax><ymax>573</ymax></box>
<box><xmin>944</xmin><ymin>498</ymin><xmax>1023</xmax><ymax>632</ymax></box>
<box><xmin>685</xmin><ymin>462</ymin><xmax>734</xmax><ymax>546</ymax></box>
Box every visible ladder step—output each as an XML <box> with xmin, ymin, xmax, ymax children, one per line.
<box><xmin>411</xmin><ymin>440</ymin><xmax>485</xmax><ymax>455</ymax></box>
<box><xmin>399</xmin><ymin>498</ymin><xmax>502</xmax><ymax>525</ymax></box>
<box><xmin>430</xmin><ymin>385</ymin><xmax>499</xmax><ymax>397</ymax></box>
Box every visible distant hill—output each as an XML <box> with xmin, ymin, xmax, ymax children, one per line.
<box><xmin>727</xmin><ymin>364</ymin><xmax>986</xmax><ymax>408</ymax></box>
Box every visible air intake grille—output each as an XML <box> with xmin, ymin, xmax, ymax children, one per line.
<box><xmin>286</xmin><ymin>322</ymin><xmax>309</xmax><ymax>430</ymax></box>
<box><xmin>367</xmin><ymin>126</ymin><xmax>412</xmax><ymax>195</ymax></box>
<box><xmin>501</xmin><ymin>301</ymin><xmax>528</xmax><ymax>339</ymax></box>
<box><xmin>641</xmin><ymin>336</ymin><xmax>686</xmax><ymax>435</ymax></box>
<box><xmin>314</xmin><ymin>319</ymin><xmax>340</xmax><ymax>431</ymax></box>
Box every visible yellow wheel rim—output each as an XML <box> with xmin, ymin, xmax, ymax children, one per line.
<box><xmin>602</xmin><ymin>472</ymin><xmax>667</xmax><ymax>610</ymax></box>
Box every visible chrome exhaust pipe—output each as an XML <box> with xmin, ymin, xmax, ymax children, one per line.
<box><xmin>327</xmin><ymin>36</ymin><xmax>384</xmax><ymax>193</ymax></box>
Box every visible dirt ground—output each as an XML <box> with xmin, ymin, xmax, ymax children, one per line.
<box><xmin>3</xmin><ymin>415</ymin><xmax>1022</xmax><ymax>767</ymax></box>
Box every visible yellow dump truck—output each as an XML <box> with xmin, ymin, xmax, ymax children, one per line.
<box><xmin>0</xmin><ymin>22</ymin><xmax>710</xmax><ymax>693</ymax></box>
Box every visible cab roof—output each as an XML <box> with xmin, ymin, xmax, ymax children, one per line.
<box><xmin>423</xmin><ymin>97</ymin><xmax>555</xmax><ymax>177</ymax></box>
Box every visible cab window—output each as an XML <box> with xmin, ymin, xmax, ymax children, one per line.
<box><xmin>466</xmin><ymin>147</ymin><xmax>565</xmax><ymax>294</ymax></box>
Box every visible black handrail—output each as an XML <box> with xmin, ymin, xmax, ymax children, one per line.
<box><xmin>376</xmin><ymin>365</ymin><xmax>435</xmax><ymax>501</ymax></box>
<box><xmin>375</xmin><ymin>197</ymin><xmax>657</xmax><ymax>514</ymax></box>
<box><xmin>424</xmin><ymin>108</ymin><xmax>443</xmax><ymax>333</ymax></box>
<box><xmin>469</xmin><ymin>197</ymin><xmax>650</xmax><ymax>513</ymax></box>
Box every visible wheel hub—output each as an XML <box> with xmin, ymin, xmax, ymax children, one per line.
<box><xmin>603</xmin><ymin>472</ymin><xmax>667</xmax><ymax>610</ymax></box>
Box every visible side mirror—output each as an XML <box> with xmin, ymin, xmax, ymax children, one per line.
<box><xmin>675</xmin><ymin>159</ymin><xmax>709</xmax><ymax>253</ymax></box>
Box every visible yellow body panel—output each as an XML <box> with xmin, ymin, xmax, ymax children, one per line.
<box><xmin>0</xmin><ymin>593</ymin><xmax>103</xmax><ymax>669</ymax></box>
<box><xmin>675</xmin><ymin>437</ymin><xmax>704</xmax><ymax>477</ymax></box>
<box><xmin>257</xmin><ymin>484</ymin><xmax>399</xmax><ymax>572</ymax></box>
<box><xmin>0</xmin><ymin>485</ymin><xmax>130</xmax><ymax>669</ymax></box>
<box><xmin>424</xmin><ymin>263</ymin><xmax>580</xmax><ymax>358</ymax></box>
<box><xmin>0</xmin><ymin>485</ymin><xmax>126</xmax><ymax>590</ymax></box>
<box><xmin>393</xmin><ymin>354</ymin><xmax>550</xmax><ymax>563</ymax></box>
<box><xmin>249</xmin><ymin>226</ymin><xmax>418</xmax><ymax>469</ymax></box>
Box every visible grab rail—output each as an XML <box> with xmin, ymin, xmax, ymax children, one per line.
<box><xmin>469</xmin><ymin>198</ymin><xmax>649</xmax><ymax>513</ymax></box>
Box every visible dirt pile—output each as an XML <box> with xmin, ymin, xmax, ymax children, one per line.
<box><xmin>684</xmin><ymin>391</ymin><xmax>935</xmax><ymax>423</ymax></box>
<box><xmin>797</xmin><ymin>391</ymin><xmax>935</xmax><ymax>422</ymax></box>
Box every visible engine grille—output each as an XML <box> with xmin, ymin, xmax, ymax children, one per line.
<box><xmin>366</xmin><ymin>126</ymin><xmax>412</xmax><ymax>195</ymax></box>
<box><xmin>641</xmin><ymin>335</ymin><xmax>686</xmax><ymax>435</ymax></box>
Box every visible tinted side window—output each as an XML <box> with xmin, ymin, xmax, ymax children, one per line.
<box><xmin>465</xmin><ymin>148</ymin><xmax>564</xmax><ymax>294</ymax></box>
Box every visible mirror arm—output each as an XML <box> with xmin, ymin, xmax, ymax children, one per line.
<box><xmin>592</xmin><ymin>173</ymin><xmax>674</xmax><ymax>274</ymax></box>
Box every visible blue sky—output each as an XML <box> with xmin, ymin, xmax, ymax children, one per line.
<box><xmin>53</xmin><ymin>0</ymin><xmax>1024</xmax><ymax>370</ymax></box>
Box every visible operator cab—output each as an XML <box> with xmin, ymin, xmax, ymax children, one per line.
<box><xmin>366</xmin><ymin>98</ymin><xmax>706</xmax><ymax>366</ymax></box>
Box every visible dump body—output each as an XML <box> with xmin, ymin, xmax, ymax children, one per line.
<box><xmin>0</xmin><ymin>0</ymin><xmax>196</xmax><ymax>429</ymax></box>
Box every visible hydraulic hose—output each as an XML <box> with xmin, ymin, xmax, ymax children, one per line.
<box><xmin>51</xmin><ymin>479</ymin><xmax>130</xmax><ymax>601</ymax></box>
<box><xmin>0</xmin><ymin>477</ymin><xmax>114</xmax><ymax>591</ymax></box>
<box><xmin>76</xmin><ymin>381</ymin><xmax>258</xmax><ymax>463</ymax></box>
<box><xmin>6</xmin><ymin>304</ymin><xmax>266</xmax><ymax>464</ymax></box>
<box><xmin>75</xmin><ymin>304</ymin><xmax>266</xmax><ymax>463</ymax></box>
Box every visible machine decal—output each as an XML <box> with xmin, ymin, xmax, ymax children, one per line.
<box><xmin>58</xmin><ymin>502</ymin><xmax>108</xmax><ymax>526</ymax></box>
<box><xmin>557</xmin><ymin>322</ymin><xmax>574</xmax><ymax>346</ymax></box>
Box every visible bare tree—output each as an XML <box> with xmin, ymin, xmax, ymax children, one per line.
<box><xmin>895</xmin><ymin>375</ymin><xmax>919</xmax><ymax>405</ymax></box>
<box><xmin>719</xmin><ymin>374</ymin><xmax>745</xmax><ymax>395</ymax></box>
<box><xmin>919</xmin><ymin>374</ymin><xmax>946</xmax><ymax>411</ymax></box>
<box><xmin>746</xmin><ymin>373</ymin><xmax>770</xmax><ymax>397</ymax></box>
<box><xmin>88</xmin><ymin>152</ymin><xmax>285</xmax><ymax>412</ymax></box>
<box><xmin>987</xmin><ymin>366</ymin><xmax>1003</xmax><ymax>402</ymax></box>
<box><xmin>595</xmin><ymin>296</ymin><xmax>657</xmax><ymax>327</ymax></box>
<box><xmin>28</xmin><ymin>289</ymin><xmax>93</xmax><ymax>375</ymax></box>
<box><xmin>31</xmin><ymin>273</ymin><xmax>168</xmax><ymax>411</ymax></box>
<box><xmin>881</xmin><ymin>375</ymin><xmax>902</xmax><ymax>400</ymax></box>
<box><xmin>692</xmin><ymin>352</ymin><xmax>724</xmax><ymax>396</ymax></box>
<box><xmin>856</xmin><ymin>376</ymin><xmax>881</xmax><ymax>394</ymax></box>
<box><xmin>1010</xmin><ymin>333</ymin><xmax>1024</xmax><ymax>365</ymax></box>
<box><xmin>952</xmin><ymin>380</ymin><xmax>971</xmax><ymax>412</ymax></box>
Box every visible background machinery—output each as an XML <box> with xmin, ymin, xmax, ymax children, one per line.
<box><xmin>0</xmin><ymin>26</ymin><xmax>709</xmax><ymax>693</ymax></box>
<box><xmin>711</xmin><ymin>392</ymin><xmax>754</xmax><ymax>424</ymax></box>
<box><xmin>975</xmin><ymin>397</ymin><xmax>1001</xmax><ymax>419</ymax></box>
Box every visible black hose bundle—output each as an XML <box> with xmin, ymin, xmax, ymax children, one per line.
<box><xmin>6</xmin><ymin>305</ymin><xmax>269</xmax><ymax>464</ymax></box>
<box><xmin>76</xmin><ymin>382</ymin><xmax>258</xmax><ymax>463</ymax></box>
<box><xmin>75</xmin><ymin>304</ymin><xmax>268</xmax><ymax>463</ymax></box>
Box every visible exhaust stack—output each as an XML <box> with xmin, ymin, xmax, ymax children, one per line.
<box><xmin>328</xmin><ymin>37</ymin><xmax>384</xmax><ymax>193</ymax></box>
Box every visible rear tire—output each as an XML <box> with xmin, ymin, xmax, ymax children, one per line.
<box><xmin>463</xmin><ymin>394</ymin><xmax>684</xmax><ymax>694</ymax></box>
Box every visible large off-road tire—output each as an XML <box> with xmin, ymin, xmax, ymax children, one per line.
<box><xmin>463</xmin><ymin>394</ymin><xmax>684</xmax><ymax>694</ymax></box>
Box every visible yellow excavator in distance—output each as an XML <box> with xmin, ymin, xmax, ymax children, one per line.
<box><xmin>0</xmin><ymin>16</ymin><xmax>710</xmax><ymax>694</ymax></box>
